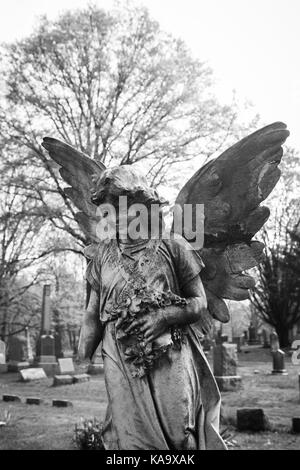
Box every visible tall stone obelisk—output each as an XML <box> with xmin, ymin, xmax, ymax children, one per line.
<box><xmin>36</xmin><ymin>285</ymin><xmax>57</xmax><ymax>375</ymax></box>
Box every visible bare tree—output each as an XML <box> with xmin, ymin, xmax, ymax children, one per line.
<box><xmin>0</xmin><ymin>4</ymin><xmax>256</xmax><ymax>250</ymax></box>
<box><xmin>250</xmin><ymin>199</ymin><xmax>300</xmax><ymax>347</ymax></box>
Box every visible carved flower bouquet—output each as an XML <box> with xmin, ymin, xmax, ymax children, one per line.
<box><xmin>111</xmin><ymin>287</ymin><xmax>187</xmax><ymax>378</ymax></box>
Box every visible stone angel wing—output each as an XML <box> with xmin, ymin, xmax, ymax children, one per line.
<box><xmin>41</xmin><ymin>137</ymin><xmax>106</xmax><ymax>243</ymax></box>
<box><xmin>174</xmin><ymin>122</ymin><xmax>290</xmax><ymax>322</ymax></box>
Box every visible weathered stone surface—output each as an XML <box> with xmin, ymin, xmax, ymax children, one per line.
<box><xmin>3</xmin><ymin>394</ymin><xmax>21</xmax><ymax>402</ymax></box>
<box><xmin>237</xmin><ymin>408</ymin><xmax>271</xmax><ymax>431</ymax></box>
<box><xmin>272</xmin><ymin>349</ymin><xmax>288</xmax><ymax>375</ymax></box>
<box><xmin>0</xmin><ymin>340</ymin><xmax>6</xmax><ymax>364</ymax></box>
<box><xmin>53</xmin><ymin>374</ymin><xmax>73</xmax><ymax>386</ymax></box>
<box><xmin>19</xmin><ymin>368</ymin><xmax>47</xmax><ymax>382</ymax></box>
<box><xmin>7</xmin><ymin>335</ymin><xmax>28</xmax><ymax>362</ymax></box>
<box><xmin>87</xmin><ymin>363</ymin><xmax>104</xmax><ymax>375</ymax></box>
<box><xmin>0</xmin><ymin>364</ymin><xmax>7</xmax><ymax>373</ymax></box>
<box><xmin>73</xmin><ymin>373</ymin><xmax>90</xmax><ymax>384</ymax></box>
<box><xmin>213</xmin><ymin>343</ymin><xmax>238</xmax><ymax>377</ymax></box>
<box><xmin>292</xmin><ymin>417</ymin><xmax>300</xmax><ymax>433</ymax></box>
<box><xmin>52</xmin><ymin>399</ymin><xmax>73</xmax><ymax>407</ymax></box>
<box><xmin>58</xmin><ymin>358</ymin><xmax>75</xmax><ymax>375</ymax></box>
<box><xmin>26</xmin><ymin>397</ymin><xmax>43</xmax><ymax>405</ymax></box>
<box><xmin>7</xmin><ymin>361</ymin><xmax>30</xmax><ymax>372</ymax></box>
<box><xmin>270</xmin><ymin>331</ymin><xmax>280</xmax><ymax>351</ymax></box>
<box><xmin>215</xmin><ymin>375</ymin><xmax>242</xmax><ymax>392</ymax></box>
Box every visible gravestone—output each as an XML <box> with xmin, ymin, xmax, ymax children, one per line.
<box><xmin>262</xmin><ymin>329</ymin><xmax>270</xmax><ymax>348</ymax></box>
<box><xmin>237</xmin><ymin>408</ymin><xmax>271</xmax><ymax>431</ymax></box>
<box><xmin>7</xmin><ymin>335</ymin><xmax>30</xmax><ymax>372</ymax></box>
<box><xmin>248</xmin><ymin>323</ymin><xmax>260</xmax><ymax>345</ymax></box>
<box><xmin>58</xmin><ymin>357</ymin><xmax>75</xmax><ymax>375</ymax></box>
<box><xmin>270</xmin><ymin>331</ymin><xmax>280</xmax><ymax>352</ymax></box>
<box><xmin>25</xmin><ymin>327</ymin><xmax>34</xmax><ymax>363</ymax></box>
<box><xmin>87</xmin><ymin>343</ymin><xmax>104</xmax><ymax>375</ymax></box>
<box><xmin>20</xmin><ymin>368</ymin><xmax>47</xmax><ymax>382</ymax></box>
<box><xmin>232</xmin><ymin>336</ymin><xmax>242</xmax><ymax>352</ymax></box>
<box><xmin>0</xmin><ymin>340</ymin><xmax>7</xmax><ymax>373</ymax></box>
<box><xmin>36</xmin><ymin>285</ymin><xmax>57</xmax><ymax>376</ymax></box>
<box><xmin>271</xmin><ymin>349</ymin><xmax>288</xmax><ymax>375</ymax></box>
<box><xmin>213</xmin><ymin>342</ymin><xmax>242</xmax><ymax>391</ymax></box>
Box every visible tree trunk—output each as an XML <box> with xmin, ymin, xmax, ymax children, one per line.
<box><xmin>276</xmin><ymin>325</ymin><xmax>290</xmax><ymax>348</ymax></box>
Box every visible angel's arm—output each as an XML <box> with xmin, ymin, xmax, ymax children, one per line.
<box><xmin>77</xmin><ymin>287</ymin><xmax>104</xmax><ymax>361</ymax></box>
<box><xmin>125</xmin><ymin>276</ymin><xmax>212</xmax><ymax>342</ymax></box>
<box><xmin>161</xmin><ymin>275</ymin><xmax>210</xmax><ymax>329</ymax></box>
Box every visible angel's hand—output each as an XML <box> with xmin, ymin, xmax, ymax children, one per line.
<box><xmin>124</xmin><ymin>311</ymin><xmax>168</xmax><ymax>343</ymax></box>
<box><xmin>196</xmin><ymin>308</ymin><xmax>213</xmax><ymax>335</ymax></box>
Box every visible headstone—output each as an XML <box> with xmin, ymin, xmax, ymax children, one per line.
<box><xmin>3</xmin><ymin>394</ymin><xmax>21</xmax><ymax>402</ymax></box>
<box><xmin>7</xmin><ymin>335</ymin><xmax>30</xmax><ymax>372</ymax></box>
<box><xmin>248</xmin><ymin>323</ymin><xmax>260</xmax><ymax>345</ymax></box>
<box><xmin>270</xmin><ymin>331</ymin><xmax>280</xmax><ymax>352</ymax></box>
<box><xmin>52</xmin><ymin>399</ymin><xmax>73</xmax><ymax>407</ymax></box>
<box><xmin>25</xmin><ymin>328</ymin><xmax>34</xmax><ymax>363</ymax></box>
<box><xmin>36</xmin><ymin>285</ymin><xmax>57</xmax><ymax>376</ymax></box>
<box><xmin>0</xmin><ymin>340</ymin><xmax>7</xmax><ymax>373</ymax></box>
<box><xmin>58</xmin><ymin>357</ymin><xmax>75</xmax><ymax>375</ymax></box>
<box><xmin>271</xmin><ymin>349</ymin><xmax>288</xmax><ymax>375</ymax></box>
<box><xmin>262</xmin><ymin>329</ymin><xmax>270</xmax><ymax>348</ymax></box>
<box><xmin>87</xmin><ymin>343</ymin><xmax>104</xmax><ymax>375</ymax></box>
<box><xmin>54</xmin><ymin>330</ymin><xmax>64</xmax><ymax>359</ymax></box>
<box><xmin>237</xmin><ymin>408</ymin><xmax>271</xmax><ymax>431</ymax></box>
<box><xmin>41</xmin><ymin>284</ymin><xmax>51</xmax><ymax>333</ymax></box>
<box><xmin>26</xmin><ymin>397</ymin><xmax>43</xmax><ymax>405</ymax></box>
<box><xmin>73</xmin><ymin>373</ymin><xmax>90</xmax><ymax>384</ymax></box>
<box><xmin>232</xmin><ymin>336</ymin><xmax>242</xmax><ymax>352</ymax></box>
<box><xmin>213</xmin><ymin>342</ymin><xmax>242</xmax><ymax>391</ymax></box>
<box><xmin>0</xmin><ymin>340</ymin><xmax>6</xmax><ymax>363</ymax></box>
<box><xmin>53</xmin><ymin>374</ymin><xmax>73</xmax><ymax>386</ymax></box>
<box><xmin>87</xmin><ymin>363</ymin><xmax>104</xmax><ymax>375</ymax></box>
<box><xmin>19</xmin><ymin>368</ymin><xmax>47</xmax><ymax>382</ymax></box>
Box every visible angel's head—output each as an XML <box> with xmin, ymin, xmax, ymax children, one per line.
<box><xmin>90</xmin><ymin>165</ymin><xmax>167</xmax><ymax>239</ymax></box>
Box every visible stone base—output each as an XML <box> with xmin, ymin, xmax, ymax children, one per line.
<box><xmin>36</xmin><ymin>356</ymin><xmax>57</xmax><ymax>377</ymax></box>
<box><xmin>53</xmin><ymin>375</ymin><xmax>73</xmax><ymax>386</ymax></box>
<box><xmin>87</xmin><ymin>363</ymin><xmax>104</xmax><ymax>375</ymax></box>
<box><xmin>272</xmin><ymin>369</ymin><xmax>288</xmax><ymax>375</ymax></box>
<box><xmin>37</xmin><ymin>362</ymin><xmax>58</xmax><ymax>377</ymax></box>
<box><xmin>215</xmin><ymin>375</ymin><xmax>242</xmax><ymax>391</ymax></box>
<box><xmin>0</xmin><ymin>364</ymin><xmax>8</xmax><ymax>373</ymax></box>
<box><xmin>73</xmin><ymin>373</ymin><xmax>90</xmax><ymax>384</ymax></box>
<box><xmin>7</xmin><ymin>361</ymin><xmax>30</xmax><ymax>372</ymax></box>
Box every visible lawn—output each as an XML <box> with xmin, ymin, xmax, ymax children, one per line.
<box><xmin>0</xmin><ymin>347</ymin><xmax>299</xmax><ymax>450</ymax></box>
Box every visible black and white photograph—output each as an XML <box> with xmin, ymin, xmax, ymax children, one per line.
<box><xmin>0</xmin><ymin>0</ymin><xmax>299</xmax><ymax>455</ymax></box>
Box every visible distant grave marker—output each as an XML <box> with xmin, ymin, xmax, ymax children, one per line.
<box><xmin>271</xmin><ymin>349</ymin><xmax>288</xmax><ymax>375</ymax></box>
<box><xmin>58</xmin><ymin>358</ymin><xmax>75</xmax><ymax>375</ymax></box>
<box><xmin>20</xmin><ymin>368</ymin><xmax>47</xmax><ymax>382</ymax></box>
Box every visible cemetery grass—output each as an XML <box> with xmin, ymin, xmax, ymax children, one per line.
<box><xmin>0</xmin><ymin>349</ymin><xmax>299</xmax><ymax>450</ymax></box>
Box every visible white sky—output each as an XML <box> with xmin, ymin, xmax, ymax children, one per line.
<box><xmin>0</xmin><ymin>0</ymin><xmax>299</xmax><ymax>150</ymax></box>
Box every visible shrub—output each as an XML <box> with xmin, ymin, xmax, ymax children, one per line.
<box><xmin>74</xmin><ymin>418</ymin><xmax>104</xmax><ymax>450</ymax></box>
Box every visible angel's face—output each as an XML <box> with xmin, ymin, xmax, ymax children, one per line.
<box><xmin>99</xmin><ymin>193</ymin><xmax>165</xmax><ymax>241</ymax></box>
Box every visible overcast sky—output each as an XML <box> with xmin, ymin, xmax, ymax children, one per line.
<box><xmin>0</xmin><ymin>0</ymin><xmax>299</xmax><ymax>150</ymax></box>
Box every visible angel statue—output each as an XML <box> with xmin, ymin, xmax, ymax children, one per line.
<box><xmin>42</xmin><ymin>122</ymin><xmax>289</xmax><ymax>450</ymax></box>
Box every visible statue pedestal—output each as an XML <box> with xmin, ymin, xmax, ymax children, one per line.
<box><xmin>36</xmin><ymin>356</ymin><xmax>57</xmax><ymax>377</ymax></box>
<box><xmin>215</xmin><ymin>375</ymin><xmax>242</xmax><ymax>392</ymax></box>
